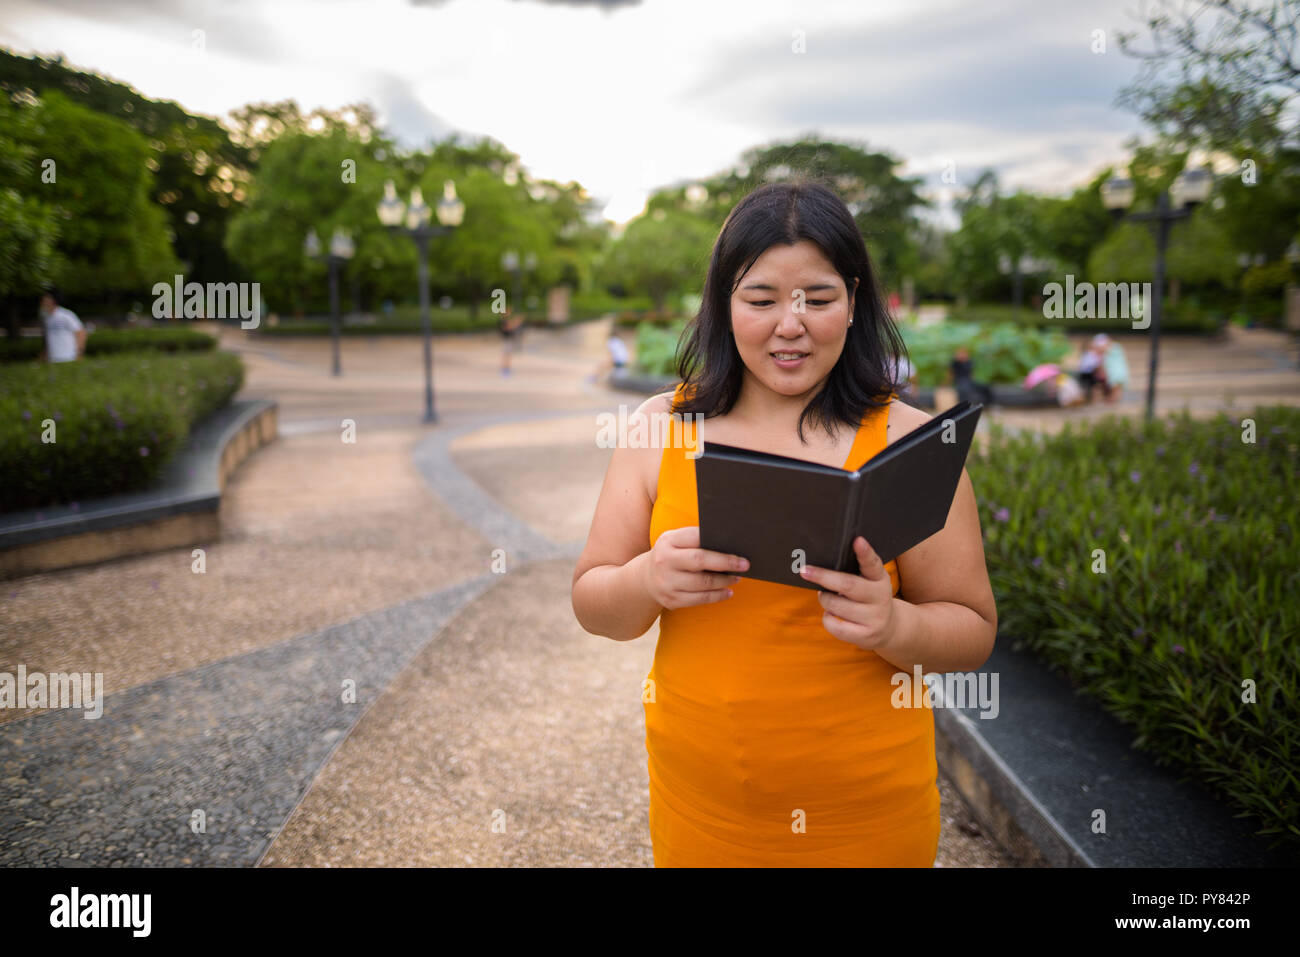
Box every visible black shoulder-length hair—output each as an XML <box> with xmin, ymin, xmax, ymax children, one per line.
<box><xmin>670</xmin><ymin>179</ymin><xmax>908</xmax><ymax>445</ymax></box>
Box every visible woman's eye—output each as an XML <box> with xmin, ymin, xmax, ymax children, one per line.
<box><xmin>808</xmin><ymin>299</ymin><xmax>831</xmax><ymax>306</ymax></box>
<box><xmin>747</xmin><ymin>300</ymin><xmax>775</xmax><ymax>307</ymax></box>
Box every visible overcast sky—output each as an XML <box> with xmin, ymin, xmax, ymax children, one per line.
<box><xmin>1</xmin><ymin>0</ymin><xmax>1154</xmax><ymax>225</ymax></box>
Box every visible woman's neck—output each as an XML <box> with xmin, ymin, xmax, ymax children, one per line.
<box><xmin>727</xmin><ymin>372</ymin><xmax>834</xmax><ymax>444</ymax></box>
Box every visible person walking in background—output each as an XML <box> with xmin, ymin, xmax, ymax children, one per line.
<box><xmin>946</xmin><ymin>346</ymin><xmax>992</xmax><ymax>405</ymax></box>
<box><xmin>499</xmin><ymin>309</ymin><xmax>525</xmax><ymax>375</ymax></box>
<box><xmin>39</xmin><ymin>288</ymin><xmax>86</xmax><ymax>363</ymax></box>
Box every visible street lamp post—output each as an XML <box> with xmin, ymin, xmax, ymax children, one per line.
<box><xmin>305</xmin><ymin>227</ymin><xmax>355</xmax><ymax>376</ymax></box>
<box><xmin>1101</xmin><ymin>167</ymin><xmax>1212</xmax><ymax>422</ymax></box>
<box><xmin>378</xmin><ymin>179</ymin><xmax>465</xmax><ymax>423</ymax></box>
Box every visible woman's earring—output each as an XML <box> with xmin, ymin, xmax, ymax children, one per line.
<box><xmin>848</xmin><ymin>318</ymin><xmax>854</xmax><ymax>326</ymax></box>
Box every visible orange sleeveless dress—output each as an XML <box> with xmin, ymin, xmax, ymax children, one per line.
<box><xmin>644</xmin><ymin>385</ymin><xmax>940</xmax><ymax>867</ymax></box>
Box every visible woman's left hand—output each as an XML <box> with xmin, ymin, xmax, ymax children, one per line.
<box><xmin>799</xmin><ymin>536</ymin><xmax>899</xmax><ymax>651</ymax></box>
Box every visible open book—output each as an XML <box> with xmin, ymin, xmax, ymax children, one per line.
<box><xmin>695</xmin><ymin>401</ymin><xmax>983</xmax><ymax>591</ymax></box>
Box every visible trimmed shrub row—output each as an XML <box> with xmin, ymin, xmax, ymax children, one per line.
<box><xmin>0</xmin><ymin>327</ymin><xmax>218</xmax><ymax>363</ymax></box>
<box><xmin>0</xmin><ymin>350</ymin><xmax>244</xmax><ymax>512</ymax></box>
<box><xmin>968</xmin><ymin>406</ymin><xmax>1300</xmax><ymax>847</ymax></box>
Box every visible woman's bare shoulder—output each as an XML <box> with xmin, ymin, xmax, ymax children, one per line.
<box><xmin>628</xmin><ymin>389</ymin><xmax>678</xmax><ymax>503</ymax></box>
<box><xmin>884</xmin><ymin>398</ymin><xmax>934</xmax><ymax>446</ymax></box>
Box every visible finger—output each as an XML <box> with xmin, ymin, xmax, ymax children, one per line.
<box><xmin>817</xmin><ymin>589</ymin><xmax>869</xmax><ymax>625</ymax></box>
<box><xmin>676</xmin><ymin>571</ymin><xmax>743</xmax><ymax>592</ymax></box>
<box><xmin>688</xmin><ymin>548</ymin><xmax>750</xmax><ymax>574</ymax></box>
<box><xmin>676</xmin><ymin>586</ymin><xmax>735</xmax><ymax>607</ymax></box>
<box><xmin>799</xmin><ymin>562</ymin><xmax>867</xmax><ymax>598</ymax></box>
<box><xmin>821</xmin><ymin>610</ymin><xmax>872</xmax><ymax>646</ymax></box>
<box><xmin>667</xmin><ymin>526</ymin><xmax>701</xmax><ymax>548</ymax></box>
<box><xmin>853</xmin><ymin>536</ymin><xmax>888</xmax><ymax>581</ymax></box>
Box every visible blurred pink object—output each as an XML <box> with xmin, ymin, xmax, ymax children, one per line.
<box><xmin>1023</xmin><ymin>364</ymin><xmax>1061</xmax><ymax>389</ymax></box>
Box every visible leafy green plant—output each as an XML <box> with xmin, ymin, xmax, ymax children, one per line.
<box><xmin>632</xmin><ymin>319</ymin><xmax>689</xmax><ymax>377</ymax></box>
<box><xmin>900</xmin><ymin>320</ymin><xmax>1072</xmax><ymax>386</ymax></box>
<box><xmin>969</xmin><ymin>406</ymin><xmax>1300</xmax><ymax>847</ymax></box>
<box><xmin>0</xmin><ymin>350</ymin><xmax>244</xmax><ymax>512</ymax></box>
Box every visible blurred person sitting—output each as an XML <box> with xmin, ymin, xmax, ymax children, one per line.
<box><xmin>946</xmin><ymin>346</ymin><xmax>992</xmax><ymax>405</ymax></box>
<box><xmin>1099</xmin><ymin>334</ymin><xmax>1128</xmax><ymax>403</ymax></box>
<box><xmin>1075</xmin><ymin>334</ymin><xmax>1112</xmax><ymax>403</ymax></box>
<box><xmin>39</xmin><ymin>288</ymin><xmax>85</xmax><ymax>363</ymax></box>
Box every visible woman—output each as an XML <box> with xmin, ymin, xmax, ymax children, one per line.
<box><xmin>571</xmin><ymin>181</ymin><xmax>997</xmax><ymax>866</ymax></box>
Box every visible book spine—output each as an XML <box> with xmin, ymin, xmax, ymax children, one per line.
<box><xmin>849</xmin><ymin>468</ymin><xmax>878</xmax><ymax>573</ymax></box>
<box><xmin>836</xmin><ymin>472</ymin><xmax>861</xmax><ymax>573</ymax></box>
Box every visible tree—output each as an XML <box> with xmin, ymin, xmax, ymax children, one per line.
<box><xmin>601</xmin><ymin>210</ymin><xmax>716</xmax><ymax>314</ymax></box>
<box><xmin>1116</xmin><ymin>0</ymin><xmax>1300</xmax><ymax>152</ymax></box>
<box><xmin>225</xmin><ymin>126</ymin><xmax>406</xmax><ymax>315</ymax></box>
<box><xmin>416</xmin><ymin>163</ymin><xmax>551</xmax><ymax>319</ymax></box>
<box><xmin>947</xmin><ymin>171</ymin><xmax>1058</xmax><ymax>302</ymax></box>
<box><xmin>1</xmin><ymin>49</ymin><xmax>253</xmax><ymax>288</ymax></box>
<box><xmin>21</xmin><ymin>90</ymin><xmax>179</xmax><ymax>310</ymax></box>
<box><xmin>646</xmin><ymin>137</ymin><xmax>928</xmax><ymax>291</ymax></box>
<box><xmin>0</xmin><ymin>93</ymin><xmax>62</xmax><ymax>336</ymax></box>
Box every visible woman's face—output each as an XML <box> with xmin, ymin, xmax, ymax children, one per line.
<box><xmin>729</xmin><ymin>239</ymin><xmax>855</xmax><ymax>402</ymax></box>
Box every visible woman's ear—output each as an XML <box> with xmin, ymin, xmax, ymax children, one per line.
<box><xmin>847</xmin><ymin>277</ymin><xmax>859</xmax><ymax>318</ymax></box>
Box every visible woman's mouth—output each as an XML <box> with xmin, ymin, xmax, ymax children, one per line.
<box><xmin>770</xmin><ymin>350</ymin><xmax>809</xmax><ymax>369</ymax></box>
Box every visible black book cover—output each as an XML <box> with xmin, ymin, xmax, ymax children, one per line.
<box><xmin>695</xmin><ymin>401</ymin><xmax>983</xmax><ymax>591</ymax></box>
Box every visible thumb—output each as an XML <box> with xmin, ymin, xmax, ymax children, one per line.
<box><xmin>854</xmin><ymin>536</ymin><xmax>886</xmax><ymax>580</ymax></box>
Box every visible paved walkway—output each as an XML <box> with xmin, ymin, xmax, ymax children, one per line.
<box><xmin>2</xmin><ymin>317</ymin><xmax>1295</xmax><ymax>867</ymax></box>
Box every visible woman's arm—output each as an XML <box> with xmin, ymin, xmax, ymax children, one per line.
<box><xmin>572</xmin><ymin>392</ymin><xmax>745</xmax><ymax>639</ymax></box>
<box><xmin>571</xmin><ymin>394</ymin><xmax>671</xmax><ymax>641</ymax></box>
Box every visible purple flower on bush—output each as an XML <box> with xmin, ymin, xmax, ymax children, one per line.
<box><xmin>1155</xmin><ymin>445</ymin><xmax>1165</xmax><ymax>456</ymax></box>
<box><xmin>995</xmin><ymin>507</ymin><xmax>1010</xmax><ymax>523</ymax></box>
<box><xmin>139</xmin><ymin>446</ymin><xmax>150</xmax><ymax>457</ymax></box>
<box><xmin>21</xmin><ymin>410</ymin><xmax>31</xmax><ymax>421</ymax></box>
<box><xmin>1153</xmin><ymin>504</ymin><xmax>1163</xmax><ymax>516</ymax></box>
<box><xmin>1132</xmin><ymin>626</ymin><xmax>1145</xmax><ymax>638</ymax></box>
<box><xmin>1188</xmin><ymin>462</ymin><xmax>1199</xmax><ymax>475</ymax></box>
<box><xmin>1130</xmin><ymin>470</ymin><xmax>1141</xmax><ymax>482</ymax></box>
<box><xmin>1031</xmin><ymin>556</ymin><xmax>1043</xmax><ymax>568</ymax></box>
<box><xmin>1172</xmin><ymin>644</ymin><xmax>1185</xmax><ymax>654</ymax></box>
<box><xmin>1174</xmin><ymin>540</ymin><xmax>1183</xmax><ymax>553</ymax></box>
<box><xmin>53</xmin><ymin>412</ymin><xmax>62</xmax><ymax>421</ymax></box>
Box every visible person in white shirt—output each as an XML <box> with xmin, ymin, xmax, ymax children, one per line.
<box><xmin>39</xmin><ymin>289</ymin><xmax>86</xmax><ymax>363</ymax></box>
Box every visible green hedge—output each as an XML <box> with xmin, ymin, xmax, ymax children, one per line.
<box><xmin>0</xmin><ymin>327</ymin><xmax>218</xmax><ymax>363</ymax></box>
<box><xmin>0</xmin><ymin>351</ymin><xmax>244</xmax><ymax>512</ymax></box>
<box><xmin>969</xmin><ymin>406</ymin><xmax>1300</xmax><ymax>847</ymax></box>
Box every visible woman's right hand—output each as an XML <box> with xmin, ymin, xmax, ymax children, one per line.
<box><xmin>641</xmin><ymin>526</ymin><xmax>749</xmax><ymax>610</ymax></box>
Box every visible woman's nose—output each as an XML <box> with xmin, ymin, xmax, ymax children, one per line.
<box><xmin>775</xmin><ymin>305</ymin><xmax>805</xmax><ymax>336</ymax></box>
